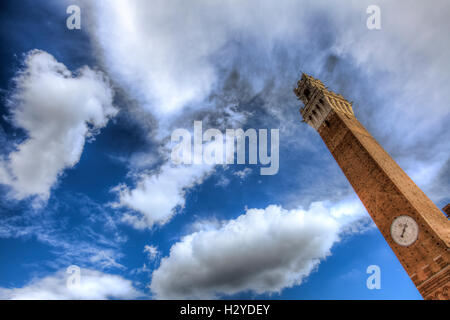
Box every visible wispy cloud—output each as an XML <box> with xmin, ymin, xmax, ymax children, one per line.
<box><xmin>0</xmin><ymin>192</ymin><xmax>126</xmax><ymax>272</ymax></box>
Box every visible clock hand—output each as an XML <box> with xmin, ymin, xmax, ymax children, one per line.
<box><xmin>400</xmin><ymin>223</ymin><xmax>408</xmax><ymax>238</ymax></box>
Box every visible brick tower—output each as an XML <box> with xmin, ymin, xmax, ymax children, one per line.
<box><xmin>294</xmin><ymin>73</ymin><xmax>449</xmax><ymax>300</ymax></box>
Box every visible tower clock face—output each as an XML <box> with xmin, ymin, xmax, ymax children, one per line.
<box><xmin>390</xmin><ymin>215</ymin><xmax>419</xmax><ymax>246</ymax></box>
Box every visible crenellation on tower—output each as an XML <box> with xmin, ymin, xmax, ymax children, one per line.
<box><xmin>294</xmin><ymin>74</ymin><xmax>354</xmax><ymax>130</ymax></box>
<box><xmin>294</xmin><ymin>73</ymin><xmax>450</xmax><ymax>300</ymax></box>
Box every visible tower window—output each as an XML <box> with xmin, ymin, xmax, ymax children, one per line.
<box><xmin>303</xmin><ymin>89</ymin><xmax>311</xmax><ymax>99</ymax></box>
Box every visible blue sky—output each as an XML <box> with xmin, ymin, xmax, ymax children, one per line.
<box><xmin>0</xmin><ymin>0</ymin><xmax>448</xmax><ymax>299</ymax></box>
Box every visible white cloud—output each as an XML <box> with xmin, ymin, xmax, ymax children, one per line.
<box><xmin>114</xmin><ymin>163</ymin><xmax>214</xmax><ymax>229</ymax></box>
<box><xmin>215</xmin><ymin>175</ymin><xmax>230</xmax><ymax>188</ymax></box>
<box><xmin>0</xmin><ymin>50</ymin><xmax>117</xmax><ymax>200</ymax></box>
<box><xmin>81</xmin><ymin>0</ymin><xmax>450</xmax><ymax>149</ymax></box>
<box><xmin>88</xmin><ymin>250</ymin><xmax>126</xmax><ymax>270</ymax></box>
<box><xmin>233</xmin><ymin>168</ymin><xmax>252</xmax><ymax>179</ymax></box>
<box><xmin>85</xmin><ymin>0</ymin><xmax>219</xmax><ymax>118</ymax></box>
<box><xmin>82</xmin><ymin>0</ymin><xmax>304</xmax><ymax>119</ymax></box>
<box><xmin>143</xmin><ymin>244</ymin><xmax>160</xmax><ymax>261</ymax></box>
<box><xmin>0</xmin><ymin>268</ymin><xmax>141</xmax><ymax>300</ymax></box>
<box><xmin>83</xmin><ymin>0</ymin><xmax>450</xmax><ymax>119</ymax></box>
<box><xmin>150</xmin><ymin>203</ymin><xmax>341</xmax><ymax>299</ymax></box>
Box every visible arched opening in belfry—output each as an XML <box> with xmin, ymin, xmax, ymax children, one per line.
<box><xmin>303</xmin><ymin>88</ymin><xmax>311</xmax><ymax>99</ymax></box>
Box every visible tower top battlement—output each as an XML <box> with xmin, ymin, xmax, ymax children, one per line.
<box><xmin>293</xmin><ymin>73</ymin><xmax>354</xmax><ymax>130</ymax></box>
